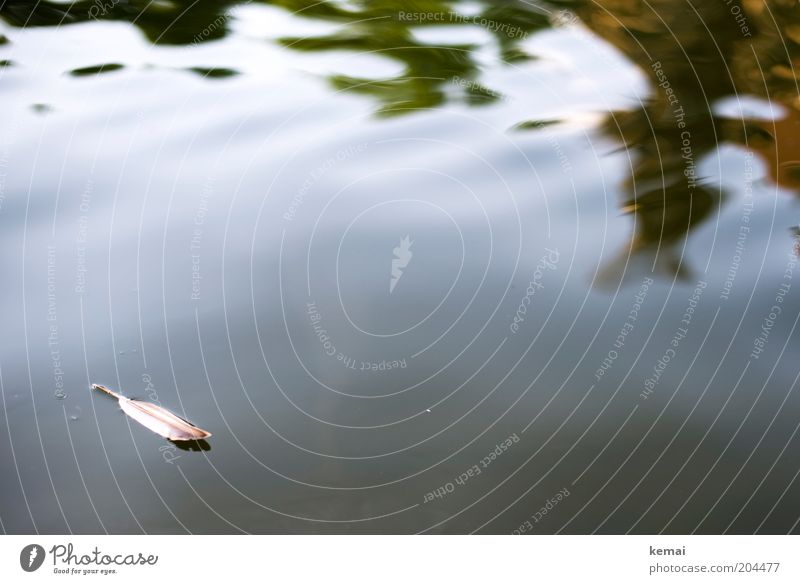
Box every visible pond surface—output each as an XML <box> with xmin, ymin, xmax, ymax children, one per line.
<box><xmin>1</xmin><ymin>0</ymin><xmax>799</xmax><ymax>534</ymax></box>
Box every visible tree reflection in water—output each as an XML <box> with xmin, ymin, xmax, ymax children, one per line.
<box><xmin>3</xmin><ymin>0</ymin><xmax>797</xmax><ymax>281</ymax></box>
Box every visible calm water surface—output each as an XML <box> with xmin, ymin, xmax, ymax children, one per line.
<box><xmin>1</xmin><ymin>0</ymin><xmax>800</xmax><ymax>533</ymax></box>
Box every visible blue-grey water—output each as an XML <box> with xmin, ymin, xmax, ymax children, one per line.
<box><xmin>1</xmin><ymin>0</ymin><xmax>800</xmax><ymax>534</ymax></box>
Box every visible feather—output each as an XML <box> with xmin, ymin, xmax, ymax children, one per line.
<box><xmin>92</xmin><ymin>384</ymin><xmax>212</xmax><ymax>441</ymax></box>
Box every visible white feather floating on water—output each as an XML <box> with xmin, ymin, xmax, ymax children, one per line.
<box><xmin>92</xmin><ymin>384</ymin><xmax>212</xmax><ymax>441</ymax></box>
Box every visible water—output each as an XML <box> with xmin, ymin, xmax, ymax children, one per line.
<box><xmin>1</xmin><ymin>0</ymin><xmax>799</xmax><ymax>534</ymax></box>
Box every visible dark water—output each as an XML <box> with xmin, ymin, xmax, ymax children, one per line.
<box><xmin>1</xmin><ymin>0</ymin><xmax>799</xmax><ymax>534</ymax></box>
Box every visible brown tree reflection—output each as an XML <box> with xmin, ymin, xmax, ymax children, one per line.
<box><xmin>567</xmin><ymin>0</ymin><xmax>799</xmax><ymax>283</ymax></box>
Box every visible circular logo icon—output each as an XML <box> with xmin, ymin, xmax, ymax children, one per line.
<box><xmin>20</xmin><ymin>544</ymin><xmax>45</xmax><ymax>572</ymax></box>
